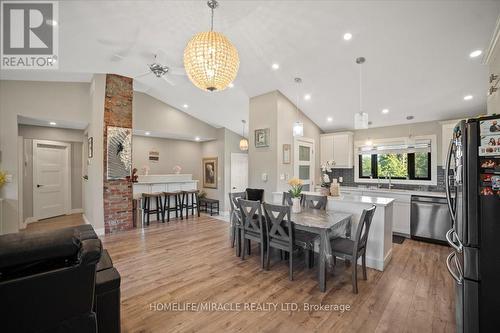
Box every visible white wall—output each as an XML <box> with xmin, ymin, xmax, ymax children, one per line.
<box><xmin>133</xmin><ymin>135</ymin><xmax>203</xmax><ymax>181</ymax></box>
<box><xmin>18</xmin><ymin>125</ymin><xmax>84</xmax><ymax>221</ymax></box>
<box><xmin>223</xmin><ymin>128</ymin><xmax>247</xmax><ymax>211</ymax></box>
<box><xmin>0</xmin><ymin>80</ymin><xmax>90</xmax><ymax>234</ymax></box>
<box><xmin>83</xmin><ymin>75</ymin><xmax>105</xmax><ymax>233</ymax></box>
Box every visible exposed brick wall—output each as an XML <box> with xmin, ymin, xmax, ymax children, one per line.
<box><xmin>103</xmin><ymin>74</ymin><xmax>133</xmax><ymax>233</ymax></box>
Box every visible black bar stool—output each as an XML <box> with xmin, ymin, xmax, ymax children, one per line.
<box><xmin>163</xmin><ymin>191</ymin><xmax>183</xmax><ymax>222</ymax></box>
<box><xmin>182</xmin><ymin>190</ymin><xmax>200</xmax><ymax>219</ymax></box>
<box><xmin>142</xmin><ymin>193</ymin><xmax>164</xmax><ymax>225</ymax></box>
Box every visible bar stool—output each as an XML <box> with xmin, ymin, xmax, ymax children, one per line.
<box><xmin>163</xmin><ymin>191</ymin><xmax>183</xmax><ymax>222</ymax></box>
<box><xmin>141</xmin><ymin>193</ymin><xmax>164</xmax><ymax>225</ymax></box>
<box><xmin>182</xmin><ymin>190</ymin><xmax>200</xmax><ymax>219</ymax></box>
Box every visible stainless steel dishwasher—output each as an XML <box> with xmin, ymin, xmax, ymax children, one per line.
<box><xmin>410</xmin><ymin>195</ymin><xmax>452</xmax><ymax>243</ymax></box>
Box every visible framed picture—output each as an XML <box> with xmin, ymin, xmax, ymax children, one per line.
<box><xmin>149</xmin><ymin>150</ymin><xmax>159</xmax><ymax>162</ymax></box>
<box><xmin>202</xmin><ymin>157</ymin><xmax>218</xmax><ymax>189</ymax></box>
<box><xmin>106</xmin><ymin>126</ymin><xmax>132</xmax><ymax>180</ymax></box>
<box><xmin>255</xmin><ymin>128</ymin><xmax>270</xmax><ymax>148</ymax></box>
<box><xmin>88</xmin><ymin>137</ymin><xmax>94</xmax><ymax>158</ymax></box>
<box><xmin>283</xmin><ymin>144</ymin><xmax>291</xmax><ymax>164</ymax></box>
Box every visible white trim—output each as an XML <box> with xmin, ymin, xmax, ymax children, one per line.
<box><xmin>82</xmin><ymin>214</ymin><xmax>91</xmax><ymax>225</ymax></box>
<box><xmin>18</xmin><ymin>136</ymin><xmax>26</xmax><ymax>230</ymax></box>
<box><xmin>25</xmin><ymin>217</ymin><xmax>38</xmax><ymax>225</ymax></box>
<box><xmin>32</xmin><ymin>140</ymin><xmax>72</xmax><ymax>219</ymax></box>
<box><xmin>70</xmin><ymin>208</ymin><xmax>84</xmax><ymax>214</ymax></box>
<box><xmin>483</xmin><ymin>14</ymin><xmax>500</xmax><ymax>65</ymax></box>
<box><xmin>83</xmin><ymin>214</ymin><xmax>104</xmax><ymax>235</ymax></box>
<box><xmin>361</xmin><ymin>247</ymin><xmax>393</xmax><ymax>271</ymax></box>
<box><xmin>354</xmin><ymin>135</ymin><xmax>438</xmax><ymax>186</ymax></box>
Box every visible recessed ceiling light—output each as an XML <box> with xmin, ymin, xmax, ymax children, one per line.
<box><xmin>381</xmin><ymin>109</ymin><xmax>389</xmax><ymax>114</ymax></box>
<box><xmin>228</xmin><ymin>83</ymin><xmax>234</xmax><ymax>88</ymax></box>
<box><xmin>304</xmin><ymin>94</ymin><xmax>311</xmax><ymax>100</ymax></box>
<box><xmin>343</xmin><ymin>33</ymin><xmax>352</xmax><ymax>41</ymax></box>
<box><xmin>183</xmin><ymin>104</ymin><xmax>189</xmax><ymax>108</ymax></box>
<box><xmin>271</xmin><ymin>63</ymin><xmax>280</xmax><ymax>70</ymax></box>
<box><xmin>195</xmin><ymin>137</ymin><xmax>201</xmax><ymax>141</ymax></box>
<box><xmin>469</xmin><ymin>50</ymin><xmax>482</xmax><ymax>58</ymax></box>
<box><xmin>463</xmin><ymin>95</ymin><xmax>473</xmax><ymax>101</ymax></box>
<box><xmin>145</xmin><ymin>131</ymin><xmax>151</xmax><ymax>136</ymax></box>
<box><xmin>327</xmin><ymin>117</ymin><xmax>333</xmax><ymax>122</ymax></box>
<box><xmin>49</xmin><ymin>121</ymin><xmax>56</xmax><ymax>126</ymax></box>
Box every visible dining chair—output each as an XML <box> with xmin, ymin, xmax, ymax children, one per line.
<box><xmin>229</xmin><ymin>192</ymin><xmax>247</xmax><ymax>256</ymax></box>
<box><xmin>238</xmin><ymin>199</ymin><xmax>266</xmax><ymax>269</ymax></box>
<box><xmin>282</xmin><ymin>192</ymin><xmax>304</xmax><ymax>206</ymax></box>
<box><xmin>330</xmin><ymin>205</ymin><xmax>376</xmax><ymax>293</ymax></box>
<box><xmin>263</xmin><ymin>203</ymin><xmax>316</xmax><ymax>280</ymax></box>
<box><xmin>245</xmin><ymin>188</ymin><xmax>264</xmax><ymax>202</ymax></box>
<box><xmin>302</xmin><ymin>194</ymin><xmax>327</xmax><ymax>210</ymax></box>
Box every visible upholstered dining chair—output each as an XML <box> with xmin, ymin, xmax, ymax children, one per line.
<box><xmin>229</xmin><ymin>192</ymin><xmax>247</xmax><ymax>256</ymax></box>
<box><xmin>238</xmin><ymin>199</ymin><xmax>266</xmax><ymax>269</ymax></box>
<box><xmin>263</xmin><ymin>203</ymin><xmax>316</xmax><ymax>280</ymax></box>
<box><xmin>302</xmin><ymin>194</ymin><xmax>327</xmax><ymax>210</ymax></box>
<box><xmin>331</xmin><ymin>205</ymin><xmax>376</xmax><ymax>293</ymax></box>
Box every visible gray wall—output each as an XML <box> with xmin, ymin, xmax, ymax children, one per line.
<box><xmin>132</xmin><ymin>135</ymin><xmax>203</xmax><ymax>181</ymax></box>
<box><xmin>18</xmin><ymin>125</ymin><xmax>84</xmax><ymax>222</ymax></box>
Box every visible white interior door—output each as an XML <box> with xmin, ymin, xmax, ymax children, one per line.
<box><xmin>294</xmin><ymin>138</ymin><xmax>315</xmax><ymax>192</ymax></box>
<box><xmin>230</xmin><ymin>153</ymin><xmax>248</xmax><ymax>192</ymax></box>
<box><xmin>33</xmin><ymin>140</ymin><xmax>70</xmax><ymax>220</ymax></box>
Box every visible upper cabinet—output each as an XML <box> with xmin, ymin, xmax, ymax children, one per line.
<box><xmin>320</xmin><ymin>132</ymin><xmax>353</xmax><ymax>168</ymax></box>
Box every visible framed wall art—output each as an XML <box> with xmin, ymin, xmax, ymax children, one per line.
<box><xmin>107</xmin><ymin>126</ymin><xmax>132</xmax><ymax>180</ymax></box>
<box><xmin>202</xmin><ymin>157</ymin><xmax>218</xmax><ymax>189</ymax></box>
<box><xmin>254</xmin><ymin>128</ymin><xmax>270</xmax><ymax>148</ymax></box>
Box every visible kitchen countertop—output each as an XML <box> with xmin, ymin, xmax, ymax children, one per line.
<box><xmin>134</xmin><ymin>180</ymin><xmax>199</xmax><ymax>184</ymax></box>
<box><xmin>338</xmin><ymin>186</ymin><xmax>446</xmax><ymax>198</ymax></box>
<box><xmin>302</xmin><ymin>191</ymin><xmax>395</xmax><ymax>207</ymax></box>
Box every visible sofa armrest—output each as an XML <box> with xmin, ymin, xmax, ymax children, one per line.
<box><xmin>79</xmin><ymin>239</ymin><xmax>102</xmax><ymax>266</ymax></box>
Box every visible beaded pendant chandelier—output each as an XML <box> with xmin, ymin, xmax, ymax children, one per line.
<box><xmin>183</xmin><ymin>0</ymin><xmax>239</xmax><ymax>91</ymax></box>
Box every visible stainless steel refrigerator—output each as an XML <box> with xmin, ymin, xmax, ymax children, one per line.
<box><xmin>445</xmin><ymin>115</ymin><xmax>500</xmax><ymax>333</ymax></box>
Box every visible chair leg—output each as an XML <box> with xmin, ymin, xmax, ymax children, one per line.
<box><xmin>260</xmin><ymin>242</ymin><xmax>265</xmax><ymax>269</ymax></box>
<box><xmin>235</xmin><ymin>229</ymin><xmax>241</xmax><ymax>257</ymax></box>
<box><xmin>362</xmin><ymin>254</ymin><xmax>367</xmax><ymax>280</ymax></box>
<box><xmin>352</xmin><ymin>262</ymin><xmax>358</xmax><ymax>294</ymax></box>
<box><xmin>231</xmin><ymin>225</ymin><xmax>236</xmax><ymax>248</ymax></box>
<box><xmin>196</xmin><ymin>194</ymin><xmax>200</xmax><ymax>217</ymax></box>
<box><xmin>305</xmin><ymin>249</ymin><xmax>310</xmax><ymax>268</ymax></box>
<box><xmin>146</xmin><ymin>197</ymin><xmax>151</xmax><ymax>225</ymax></box>
<box><xmin>289</xmin><ymin>250</ymin><xmax>293</xmax><ymax>281</ymax></box>
<box><xmin>247</xmin><ymin>240</ymin><xmax>251</xmax><ymax>255</ymax></box>
<box><xmin>333</xmin><ymin>255</ymin><xmax>337</xmax><ymax>265</ymax></box>
<box><xmin>266</xmin><ymin>246</ymin><xmax>271</xmax><ymax>270</ymax></box>
<box><xmin>241</xmin><ymin>236</ymin><xmax>246</xmax><ymax>260</ymax></box>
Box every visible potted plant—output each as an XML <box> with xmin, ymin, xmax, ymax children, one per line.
<box><xmin>0</xmin><ymin>170</ymin><xmax>6</xmax><ymax>189</ymax></box>
<box><xmin>288</xmin><ymin>177</ymin><xmax>303</xmax><ymax>213</ymax></box>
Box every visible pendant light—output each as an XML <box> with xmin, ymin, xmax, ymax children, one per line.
<box><xmin>183</xmin><ymin>0</ymin><xmax>240</xmax><ymax>92</ymax></box>
<box><xmin>354</xmin><ymin>57</ymin><xmax>369</xmax><ymax>129</ymax></box>
<box><xmin>293</xmin><ymin>77</ymin><xmax>304</xmax><ymax>137</ymax></box>
<box><xmin>239</xmin><ymin>120</ymin><xmax>248</xmax><ymax>151</ymax></box>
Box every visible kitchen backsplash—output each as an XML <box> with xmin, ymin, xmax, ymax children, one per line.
<box><xmin>326</xmin><ymin>167</ymin><xmax>446</xmax><ymax>192</ymax></box>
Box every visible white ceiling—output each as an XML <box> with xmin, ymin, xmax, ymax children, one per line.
<box><xmin>1</xmin><ymin>1</ymin><xmax>499</xmax><ymax>135</ymax></box>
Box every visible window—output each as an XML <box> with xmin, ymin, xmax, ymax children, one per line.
<box><xmin>357</xmin><ymin>140</ymin><xmax>432</xmax><ymax>181</ymax></box>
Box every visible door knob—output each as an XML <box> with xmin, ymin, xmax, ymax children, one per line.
<box><xmin>37</xmin><ymin>184</ymin><xmax>43</xmax><ymax>188</ymax></box>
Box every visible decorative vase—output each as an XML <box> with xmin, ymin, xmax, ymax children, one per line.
<box><xmin>330</xmin><ymin>182</ymin><xmax>340</xmax><ymax>197</ymax></box>
<box><xmin>291</xmin><ymin>197</ymin><xmax>302</xmax><ymax>213</ymax></box>
<box><xmin>320</xmin><ymin>187</ymin><xmax>330</xmax><ymax>196</ymax></box>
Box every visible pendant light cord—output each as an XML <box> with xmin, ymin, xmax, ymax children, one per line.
<box><xmin>210</xmin><ymin>6</ymin><xmax>214</xmax><ymax>31</ymax></box>
<box><xmin>359</xmin><ymin>62</ymin><xmax>363</xmax><ymax>113</ymax></box>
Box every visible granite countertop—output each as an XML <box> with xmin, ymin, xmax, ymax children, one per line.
<box><xmin>339</xmin><ymin>186</ymin><xmax>446</xmax><ymax>198</ymax></box>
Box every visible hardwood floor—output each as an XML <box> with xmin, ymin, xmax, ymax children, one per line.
<box><xmin>97</xmin><ymin>215</ymin><xmax>456</xmax><ymax>333</ymax></box>
<box><xmin>24</xmin><ymin>213</ymin><xmax>85</xmax><ymax>232</ymax></box>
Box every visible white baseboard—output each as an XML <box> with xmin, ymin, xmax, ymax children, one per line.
<box><xmin>70</xmin><ymin>208</ymin><xmax>84</xmax><ymax>214</ymax></box>
<box><xmin>82</xmin><ymin>214</ymin><xmax>105</xmax><ymax>236</ymax></box>
<box><xmin>82</xmin><ymin>214</ymin><xmax>90</xmax><ymax>225</ymax></box>
<box><xmin>25</xmin><ymin>217</ymin><xmax>38</xmax><ymax>224</ymax></box>
<box><xmin>364</xmin><ymin>248</ymin><xmax>393</xmax><ymax>272</ymax></box>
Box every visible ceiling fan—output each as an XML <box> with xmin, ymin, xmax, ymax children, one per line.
<box><xmin>134</xmin><ymin>53</ymin><xmax>186</xmax><ymax>86</ymax></box>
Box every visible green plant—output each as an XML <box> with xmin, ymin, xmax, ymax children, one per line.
<box><xmin>0</xmin><ymin>170</ymin><xmax>7</xmax><ymax>188</ymax></box>
<box><xmin>287</xmin><ymin>177</ymin><xmax>303</xmax><ymax>198</ymax></box>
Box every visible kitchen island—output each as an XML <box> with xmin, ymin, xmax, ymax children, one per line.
<box><xmin>133</xmin><ymin>174</ymin><xmax>198</xmax><ymax>196</ymax></box>
<box><xmin>272</xmin><ymin>191</ymin><xmax>394</xmax><ymax>271</ymax></box>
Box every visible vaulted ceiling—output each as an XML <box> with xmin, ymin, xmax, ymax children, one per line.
<box><xmin>1</xmin><ymin>0</ymin><xmax>499</xmax><ymax>135</ymax></box>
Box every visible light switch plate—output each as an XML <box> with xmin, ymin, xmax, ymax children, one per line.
<box><xmin>339</xmin><ymin>176</ymin><xmax>343</xmax><ymax>183</ymax></box>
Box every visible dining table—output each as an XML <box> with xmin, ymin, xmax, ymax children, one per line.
<box><xmin>290</xmin><ymin>208</ymin><xmax>353</xmax><ymax>292</ymax></box>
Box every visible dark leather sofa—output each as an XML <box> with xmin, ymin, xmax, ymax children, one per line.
<box><xmin>0</xmin><ymin>224</ymin><xmax>121</xmax><ymax>333</ymax></box>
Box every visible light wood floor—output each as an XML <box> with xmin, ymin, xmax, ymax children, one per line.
<box><xmin>24</xmin><ymin>213</ymin><xmax>456</xmax><ymax>332</ymax></box>
<box><xmin>24</xmin><ymin>213</ymin><xmax>85</xmax><ymax>232</ymax></box>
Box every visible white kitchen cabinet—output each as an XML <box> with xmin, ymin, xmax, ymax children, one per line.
<box><xmin>362</xmin><ymin>190</ymin><xmax>411</xmax><ymax>236</ymax></box>
<box><xmin>320</xmin><ymin>132</ymin><xmax>353</xmax><ymax>168</ymax></box>
<box><xmin>441</xmin><ymin>122</ymin><xmax>457</xmax><ymax>166</ymax></box>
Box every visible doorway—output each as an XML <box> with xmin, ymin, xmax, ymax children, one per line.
<box><xmin>230</xmin><ymin>153</ymin><xmax>248</xmax><ymax>192</ymax></box>
<box><xmin>294</xmin><ymin>138</ymin><xmax>315</xmax><ymax>191</ymax></box>
<box><xmin>33</xmin><ymin>140</ymin><xmax>71</xmax><ymax>220</ymax></box>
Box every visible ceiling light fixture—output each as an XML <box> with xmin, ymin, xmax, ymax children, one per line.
<box><xmin>463</xmin><ymin>95</ymin><xmax>473</xmax><ymax>101</ymax></box>
<box><xmin>183</xmin><ymin>0</ymin><xmax>239</xmax><ymax>91</ymax></box>
<box><xmin>365</xmin><ymin>139</ymin><xmax>373</xmax><ymax>146</ymax></box>
<box><xmin>239</xmin><ymin>120</ymin><xmax>248</xmax><ymax>151</ymax></box>
<box><xmin>343</xmin><ymin>33</ymin><xmax>352</xmax><ymax>40</ymax></box>
<box><xmin>183</xmin><ymin>104</ymin><xmax>189</xmax><ymax>108</ymax></box>
<box><xmin>354</xmin><ymin>57</ymin><xmax>368</xmax><ymax>129</ymax></box>
<box><xmin>293</xmin><ymin>77</ymin><xmax>304</xmax><ymax>137</ymax></box>
<box><xmin>228</xmin><ymin>82</ymin><xmax>234</xmax><ymax>88</ymax></box>
<box><xmin>327</xmin><ymin>117</ymin><xmax>333</xmax><ymax>122</ymax></box>
<box><xmin>195</xmin><ymin>137</ymin><xmax>201</xmax><ymax>141</ymax></box>
<box><xmin>49</xmin><ymin>121</ymin><xmax>57</xmax><ymax>126</ymax></box>
<box><xmin>469</xmin><ymin>50</ymin><xmax>482</xmax><ymax>58</ymax></box>
<box><xmin>382</xmin><ymin>108</ymin><xmax>389</xmax><ymax>114</ymax></box>
<box><xmin>272</xmin><ymin>63</ymin><xmax>280</xmax><ymax>70</ymax></box>
<box><xmin>304</xmin><ymin>94</ymin><xmax>311</xmax><ymax>101</ymax></box>
<box><xmin>145</xmin><ymin>131</ymin><xmax>151</xmax><ymax>136</ymax></box>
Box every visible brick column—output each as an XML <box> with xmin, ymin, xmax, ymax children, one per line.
<box><xmin>103</xmin><ymin>74</ymin><xmax>133</xmax><ymax>233</ymax></box>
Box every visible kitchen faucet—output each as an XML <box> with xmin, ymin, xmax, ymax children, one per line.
<box><xmin>385</xmin><ymin>174</ymin><xmax>394</xmax><ymax>189</ymax></box>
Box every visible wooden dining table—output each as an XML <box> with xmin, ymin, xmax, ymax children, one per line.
<box><xmin>290</xmin><ymin>208</ymin><xmax>352</xmax><ymax>292</ymax></box>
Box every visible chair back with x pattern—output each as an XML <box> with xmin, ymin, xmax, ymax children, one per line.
<box><xmin>238</xmin><ymin>199</ymin><xmax>264</xmax><ymax>234</ymax></box>
<box><xmin>302</xmin><ymin>194</ymin><xmax>327</xmax><ymax>210</ymax></box>
<box><xmin>353</xmin><ymin>205</ymin><xmax>376</xmax><ymax>258</ymax></box>
<box><xmin>229</xmin><ymin>192</ymin><xmax>246</xmax><ymax>225</ymax></box>
<box><xmin>263</xmin><ymin>203</ymin><xmax>293</xmax><ymax>250</ymax></box>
